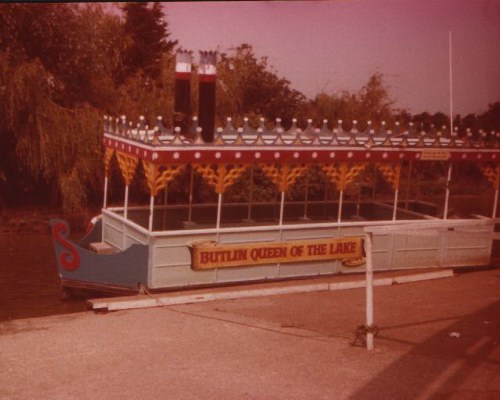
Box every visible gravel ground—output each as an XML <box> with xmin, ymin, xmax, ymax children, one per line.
<box><xmin>1</xmin><ymin>269</ymin><xmax>499</xmax><ymax>400</ymax></box>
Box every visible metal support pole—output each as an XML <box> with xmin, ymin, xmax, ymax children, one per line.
<box><xmin>188</xmin><ymin>166</ymin><xmax>194</xmax><ymax>223</ymax></box>
<box><xmin>216</xmin><ymin>192</ymin><xmax>223</xmax><ymax>241</ymax></box>
<box><xmin>279</xmin><ymin>190</ymin><xmax>285</xmax><ymax>227</ymax></box>
<box><xmin>337</xmin><ymin>190</ymin><xmax>344</xmax><ymax>223</ymax></box>
<box><xmin>392</xmin><ymin>189</ymin><xmax>399</xmax><ymax>221</ymax></box>
<box><xmin>162</xmin><ymin>185</ymin><xmax>168</xmax><ymax>230</ymax></box>
<box><xmin>148</xmin><ymin>195</ymin><xmax>155</xmax><ymax>232</ymax></box>
<box><xmin>103</xmin><ymin>176</ymin><xmax>109</xmax><ymax>209</ymax></box>
<box><xmin>124</xmin><ymin>185</ymin><xmax>129</xmax><ymax>219</ymax></box>
<box><xmin>493</xmin><ymin>188</ymin><xmax>499</xmax><ymax>218</ymax></box>
<box><xmin>303</xmin><ymin>175</ymin><xmax>310</xmax><ymax>219</ymax></box>
<box><xmin>443</xmin><ymin>163</ymin><xmax>453</xmax><ymax>220</ymax></box>
<box><xmin>365</xmin><ymin>232</ymin><xmax>375</xmax><ymax>351</ymax></box>
<box><xmin>405</xmin><ymin>161</ymin><xmax>413</xmax><ymax>210</ymax></box>
<box><xmin>247</xmin><ymin>164</ymin><xmax>254</xmax><ymax>221</ymax></box>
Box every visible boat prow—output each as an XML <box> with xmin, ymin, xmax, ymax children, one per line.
<box><xmin>49</xmin><ymin>218</ymin><xmax>149</xmax><ymax>295</ymax></box>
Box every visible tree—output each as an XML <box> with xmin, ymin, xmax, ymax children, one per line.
<box><xmin>307</xmin><ymin>72</ymin><xmax>395</xmax><ymax>130</ymax></box>
<box><xmin>0</xmin><ymin>4</ymin><xmax>123</xmax><ymax>219</ymax></box>
<box><xmin>217</xmin><ymin>44</ymin><xmax>306</xmax><ymax>127</ymax></box>
<box><xmin>478</xmin><ymin>102</ymin><xmax>500</xmax><ymax>132</ymax></box>
<box><xmin>121</xmin><ymin>2</ymin><xmax>177</xmax><ymax>80</ymax></box>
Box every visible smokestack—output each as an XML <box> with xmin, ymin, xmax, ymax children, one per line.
<box><xmin>174</xmin><ymin>50</ymin><xmax>193</xmax><ymax>136</ymax></box>
<box><xmin>198</xmin><ymin>51</ymin><xmax>217</xmax><ymax>143</ymax></box>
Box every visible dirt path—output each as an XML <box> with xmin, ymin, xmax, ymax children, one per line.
<box><xmin>1</xmin><ymin>269</ymin><xmax>499</xmax><ymax>399</ymax></box>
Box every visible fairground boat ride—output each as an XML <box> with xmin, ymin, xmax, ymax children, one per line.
<box><xmin>51</xmin><ymin>51</ymin><xmax>500</xmax><ymax>295</ymax></box>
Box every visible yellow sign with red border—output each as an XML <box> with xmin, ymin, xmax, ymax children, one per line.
<box><xmin>189</xmin><ymin>237</ymin><xmax>364</xmax><ymax>270</ymax></box>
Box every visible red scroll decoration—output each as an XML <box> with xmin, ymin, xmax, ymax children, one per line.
<box><xmin>51</xmin><ymin>221</ymin><xmax>81</xmax><ymax>271</ymax></box>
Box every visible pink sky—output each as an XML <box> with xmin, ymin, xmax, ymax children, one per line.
<box><xmin>161</xmin><ymin>0</ymin><xmax>500</xmax><ymax>117</ymax></box>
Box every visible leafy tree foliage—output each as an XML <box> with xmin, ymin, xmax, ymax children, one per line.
<box><xmin>121</xmin><ymin>2</ymin><xmax>177</xmax><ymax>81</ymax></box>
<box><xmin>217</xmin><ymin>44</ymin><xmax>306</xmax><ymax>127</ymax></box>
<box><xmin>307</xmin><ymin>72</ymin><xmax>394</xmax><ymax>130</ymax></box>
<box><xmin>0</xmin><ymin>3</ymin><xmax>176</xmax><ymax>221</ymax></box>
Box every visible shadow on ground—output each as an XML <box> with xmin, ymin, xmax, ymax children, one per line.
<box><xmin>349</xmin><ymin>300</ymin><xmax>500</xmax><ymax>400</ymax></box>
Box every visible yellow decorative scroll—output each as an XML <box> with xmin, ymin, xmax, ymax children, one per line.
<box><xmin>481</xmin><ymin>165</ymin><xmax>500</xmax><ymax>190</ymax></box>
<box><xmin>376</xmin><ymin>162</ymin><xmax>401</xmax><ymax>190</ymax></box>
<box><xmin>259</xmin><ymin>163</ymin><xmax>308</xmax><ymax>192</ymax></box>
<box><xmin>142</xmin><ymin>161</ymin><xmax>185</xmax><ymax>197</ymax></box>
<box><xmin>116</xmin><ymin>151</ymin><xmax>139</xmax><ymax>186</ymax></box>
<box><xmin>194</xmin><ymin>164</ymin><xmax>247</xmax><ymax>194</ymax></box>
<box><xmin>189</xmin><ymin>236</ymin><xmax>364</xmax><ymax>270</ymax></box>
<box><xmin>104</xmin><ymin>148</ymin><xmax>115</xmax><ymax>177</ymax></box>
<box><xmin>322</xmin><ymin>163</ymin><xmax>367</xmax><ymax>191</ymax></box>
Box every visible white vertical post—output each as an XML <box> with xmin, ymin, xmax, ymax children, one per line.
<box><xmin>279</xmin><ymin>190</ymin><xmax>285</xmax><ymax>227</ymax></box>
<box><xmin>188</xmin><ymin>166</ymin><xmax>194</xmax><ymax>222</ymax></box>
<box><xmin>124</xmin><ymin>185</ymin><xmax>129</xmax><ymax>219</ymax></box>
<box><xmin>103</xmin><ymin>176</ymin><xmax>109</xmax><ymax>209</ymax></box>
<box><xmin>303</xmin><ymin>176</ymin><xmax>310</xmax><ymax>219</ymax></box>
<box><xmin>449</xmin><ymin>31</ymin><xmax>454</xmax><ymax>136</ymax></box>
<box><xmin>365</xmin><ymin>232</ymin><xmax>374</xmax><ymax>351</ymax></box>
<box><xmin>337</xmin><ymin>190</ymin><xmax>344</xmax><ymax>223</ymax></box>
<box><xmin>162</xmin><ymin>185</ymin><xmax>168</xmax><ymax>230</ymax></box>
<box><xmin>443</xmin><ymin>163</ymin><xmax>453</xmax><ymax>220</ymax></box>
<box><xmin>493</xmin><ymin>188</ymin><xmax>499</xmax><ymax>218</ymax></box>
<box><xmin>247</xmin><ymin>164</ymin><xmax>254</xmax><ymax>221</ymax></box>
<box><xmin>122</xmin><ymin>185</ymin><xmax>130</xmax><ymax>249</ymax></box>
<box><xmin>392</xmin><ymin>189</ymin><xmax>399</xmax><ymax>221</ymax></box>
<box><xmin>216</xmin><ymin>192</ymin><xmax>223</xmax><ymax>240</ymax></box>
<box><xmin>148</xmin><ymin>195</ymin><xmax>155</xmax><ymax>231</ymax></box>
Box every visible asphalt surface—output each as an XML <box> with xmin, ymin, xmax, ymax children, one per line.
<box><xmin>1</xmin><ymin>268</ymin><xmax>499</xmax><ymax>399</ymax></box>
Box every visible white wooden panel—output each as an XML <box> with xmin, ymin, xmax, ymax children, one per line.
<box><xmin>216</xmin><ymin>264</ymin><xmax>278</xmax><ymax>283</ymax></box>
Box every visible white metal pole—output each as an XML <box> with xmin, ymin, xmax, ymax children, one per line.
<box><xmin>122</xmin><ymin>185</ymin><xmax>130</xmax><ymax>249</ymax></box>
<box><xmin>188</xmin><ymin>167</ymin><xmax>194</xmax><ymax>222</ymax></box>
<box><xmin>443</xmin><ymin>163</ymin><xmax>453</xmax><ymax>220</ymax></box>
<box><xmin>247</xmin><ymin>164</ymin><xmax>254</xmax><ymax>221</ymax></box>
<box><xmin>216</xmin><ymin>192</ymin><xmax>223</xmax><ymax>240</ymax></box>
<box><xmin>124</xmin><ymin>185</ymin><xmax>129</xmax><ymax>219</ymax></box>
<box><xmin>337</xmin><ymin>190</ymin><xmax>344</xmax><ymax>223</ymax></box>
<box><xmin>365</xmin><ymin>232</ymin><xmax>374</xmax><ymax>351</ymax></box>
<box><xmin>493</xmin><ymin>189</ymin><xmax>499</xmax><ymax>218</ymax></box>
<box><xmin>449</xmin><ymin>31</ymin><xmax>454</xmax><ymax>136</ymax></box>
<box><xmin>103</xmin><ymin>176</ymin><xmax>109</xmax><ymax>209</ymax></box>
<box><xmin>162</xmin><ymin>185</ymin><xmax>168</xmax><ymax>230</ymax></box>
<box><xmin>279</xmin><ymin>190</ymin><xmax>285</xmax><ymax>226</ymax></box>
<box><xmin>148</xmin><ymin>195</ymin><xmax>155</xmax><ymax>231</ymax></box>
<box><xmin>392</xmin><ymin>189</ymin><xmax>399</xmax><ymax>221</ymax></box>
<box><xmin>303</xmin><ymin>176</ymin><xmax>310</xmax><ymax>219</ymax></box>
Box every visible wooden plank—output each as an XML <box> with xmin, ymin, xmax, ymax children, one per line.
<box><xmin>88</xmin><ymin>269</ymin><xmax>455</xmax><ymax>312</ymax></box>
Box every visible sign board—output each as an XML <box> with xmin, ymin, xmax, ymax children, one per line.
<box><xmin>189</xmin><ymin>237</ymin><xmax>364</xmax><ymax>270</ymax></box>
<box><xmin>420</xmin><ymin>150</ymin><xmax>451</xmax><ymax>161</ymax></box>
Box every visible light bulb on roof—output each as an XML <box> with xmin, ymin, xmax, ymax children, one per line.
<box><xmin>367</xmin><ymin>120</ymin><xmax>372</xmax><ymax>125</ymax></box>
<box><xmin>139</xmin><ymin>115</ymin><xmax>145</xmax><ymax>120</ymax></box>
<box><xmin>307</xmin><ymin>119</ymin><xmax>312</xmax><ymax>123</ymax></box>
<box><xmin>323</xmin><ymin>119</ymin><xmax>328</xmax><ymax>124</ymax></box>
<box><xmin>276</xmin><ymin>118</ymin><xmax>281</xmax><ymax>123</ymax></box>
<box><xmin>227</xmin><ymin>117</ymin><xmax>232</xmax><ymax>121</ymax></box>
<box><xmin>174</xmin><ymin>127</ymin><xmax>181</xmax><ymax>132</ymax></box>
<box><xmin>338</xmin><ymin>120</ymin><xmax>343</xmax><ymax>124</ymax></box>
<box><xmin>192</xmin><ymin>116</ymin><xmax>198</xmax><ymax>121</ymax></box>
<box><xmin>292</xmin><ymin>118</ymin><xmax>297</xmax><ymax>123</ymax></box>
<box><xmin>244</xmin><ymin>117</ymin><xmax>248</xmax><ymax>122</ymax></box>
<box><xmin>157</xmin><ymin>116</ymin><xmax>163</xmax><ymax>120</ymax></box>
